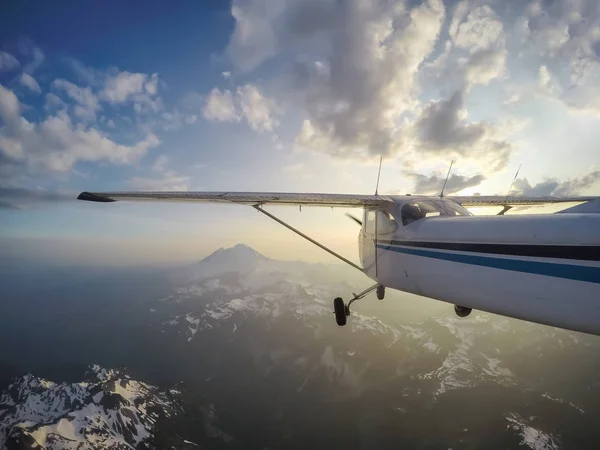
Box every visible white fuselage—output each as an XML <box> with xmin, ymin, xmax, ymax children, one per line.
<box><xmin>359</xmin><ymin>197</ymin><xmax>600</xmax><ymax>335</ymax></box>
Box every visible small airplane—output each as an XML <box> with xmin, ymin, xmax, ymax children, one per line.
<box><xmin>78</xmin><ymin>187</ymin><xmax>600</xmax><ymax>336</ymax></box>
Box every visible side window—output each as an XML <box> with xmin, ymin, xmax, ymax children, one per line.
<box><xmin>365</xmin><ymin>210</ymin><xmax>376</xmax><ymax>234</ymax></box>
<box><xmin>401</xmin><ymin>201</ymin><xmax>444</xmax><ymax>226</ymax></box>
<box><xmin>376</xmin><ymin>211</ymin><xmax>398</xmax><ymax>234</ymax></box>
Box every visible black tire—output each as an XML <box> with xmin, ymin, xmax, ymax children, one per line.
<box><xmin>334</xmin><ymin>297</ymin><xmax>347</xmax><ymax>326</ymax></box>
<box><xmin>376</xmin><ymin>284</ymin><xmax>385</xmax><ymax>300</ymax></box>
<box><xmin>454</xmin><ymin>305</ymin><xmax>472</xmax><ymax>318</ymax></box>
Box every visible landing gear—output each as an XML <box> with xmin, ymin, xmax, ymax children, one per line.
<box><xmin>376</xmin><ymin>284</ymin><xmax>385</xmax><ymax>300</ymax></box>
<box><xmin>333</xmin><ymin>297</ymin><xmax>348</xmax><ymax>326</ymax></box>
<box><xmin>454</xmin><ymin>305</ymin><xmax>472</xmax><ymax>318</ymax></box>
<box><xmin>333</xmin><ymin>284</ymin><xmax>379</xmax><ymax>326</ymax></box>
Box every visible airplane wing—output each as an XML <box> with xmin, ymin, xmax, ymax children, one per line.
<box><xmin>77</xmin><ymin>191</ymin><xmax>392</xmax><ymax>208</ymax></box>
<box><xmin>448</xmin><ymin>195</ymin><xmax>600</xmax><ymax>207</ymax></box>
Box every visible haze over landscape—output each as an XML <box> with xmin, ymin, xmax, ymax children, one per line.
<box><xmin>1</xmin><ymin>0</ymin><xmax>600</xmax><ymax>448</ymax></box>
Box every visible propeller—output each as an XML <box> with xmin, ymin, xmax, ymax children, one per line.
<box><xmin>345</xmin><ymin>213</ymin><xmax>362</xmax><ymax>226</ymax></box>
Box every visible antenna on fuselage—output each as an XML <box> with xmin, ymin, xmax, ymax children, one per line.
<box><xmin>439</xmin><ymin>160</ymin><xmax>454</xmax><ymax>198</ymax></box>
<box><xmin>498</xmin><ymin>164</ymin><xmax>522</xmax><ymax>215</ymax></box>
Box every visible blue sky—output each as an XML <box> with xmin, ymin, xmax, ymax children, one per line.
<box><xmin>1</xmin><ymin>0</ymin><xmax>599</xmax><ymax>265</ymax></box>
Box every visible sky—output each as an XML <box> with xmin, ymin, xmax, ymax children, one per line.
<box><xmin>1</xmin><ymin>0</ymin><xmax>599</xmax><ymax>266</ymax></box>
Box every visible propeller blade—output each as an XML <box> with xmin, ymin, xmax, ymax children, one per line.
<box><xmin>345</xmin><ymin>213</ymin><xmax>362</xmax><ymax>226</ymax></box>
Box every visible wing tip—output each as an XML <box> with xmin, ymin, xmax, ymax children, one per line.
<box><xmin>77</xmin><ymin>192</ymin><xmax>116</xmax><ymax>203</ymax></box>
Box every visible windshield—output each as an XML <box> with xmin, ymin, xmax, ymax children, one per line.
<box><xmin>441</xmin><ymin>200</ymin><xmax>473</xmax><ymax>216</ymax></box>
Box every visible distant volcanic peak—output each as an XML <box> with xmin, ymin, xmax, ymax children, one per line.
<box><xmin>200</xmin><ymin>243</ymin><xmax>270</xmax><ymax>264</ymax></box>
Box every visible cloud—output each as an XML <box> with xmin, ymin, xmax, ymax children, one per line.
<box><xmin>101</xmin><ymin>71</ymin><xmax>161</xmax><ymax>113</ymax></box>
<box><xmin>513</xmin><ymin>171</ymin><xmax>600</xmax><ymax>196</ymax></box>
<box><xmin>407</xmin><ymin>171</ymin><xmax>485</xmax><ymax>195</ymax></box>
<box><xmin>450</xmin><ymin>4</ymin><xmax>504</xmax><ymax>53</ymax></box>
<box><xmin>226</xmin><ymin>0</ymin><xmax>284</xmax><ymax>72</ymax></box>
<box><xmin>0</xmin><ymin>51</ymin><xmax>20</xmax><ymax>72</ymax></box>
<box><xmin>202</xmin><ymin>88</ymin><xmax>239</xmax><ymax>122</ymax></box>
<box><xmin>0</xmin><ymin>83</ymin><xmax>159</xmax><ymax>174</ymax></box>
<box><xmin>461</xmin><ymin>47</ymin><xmax>507</xmax><ymax>87</ymax></box>
<box><xmin>0</xmin><ymin>186</ymin><xmax>72</xmax><ymax>210</ymax></box>
<box><xmin>537</xmin><ymin>65</ymin><xmax>561</xmax><ymax>96</ymax></box>
<box><xmin>409</xmin><ymin>88</ymin><xmax>513</xmax><ymax>170</ymax></box>
<box><xmin>449</xmin><ymin>2</ymin><xmax>507</xmax><ymax>88</ymax></box>
<box><xmin>52</xmin><ymin>79</ymin><xmax>99</xmax><ymax>120</ymax></box>
<box><xmin>102</xmin><ymin>71</ymin><xmax>146</xmax><ymax>103</ymax></box>
<box><xmin>202</xmin><ymin>84</ymin><xmax>279</xmax><ymax>132</ymax></box>
<box><xmin>22</xmin><ymin>46</ymin><xmax>44</xmax><ymax>74</ymax></box>
<box><xmin>291</xmin><ymin>0</ymin><xmax>446</xmax><ymax>157</ymax></box>
<box><xmin>44</xmin><ymin>93</ymin><xmax>66</xmax><ymax>111</ymax></box>
<box><xmin>19</xmin><ymin>73</ymin><xmax>41</xmax><ymax>94</ymax></box>
<box><xmin>521</xmin><ymin>1</ymin><xmax>600</xmax><ymax>113</ymax></box>
<box><xmin>236</xmin><ymin>84</ymin><xmax>279</xmax><ymax>132</ymax></box>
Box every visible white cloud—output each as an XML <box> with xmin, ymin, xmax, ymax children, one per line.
<box><xmin>461</xmin><ymin>47</ymin><xmax>507</xmax><ymax>87</ymax></box>
<box><xmin>226</xmin><ymin>0</ymin><xmax>284</xmax><ymax>72</ymax></box>
<box><xmin>0</xmin><ymin>84</ymin><xmax>21</xmax><ymax>127</ymax></box>
<box><xmin>102</xmin><ymin>71</ymin><xmax>147</xmax><ymax>103</ymax></box>
<box><xmin>100</xmin><ymin>71</ymin><xmax>162</xmax><ymax>114</ymax></box>
<box><xmin>0</xmin><ymin>51</ymin><xmax>20</xmax><ymax>72</ymax></box>
<box><xmin>19</xmin><ymin>73</ymin><xmax>41</xmax><ymax>94</ymax></box>
<box><xmin>449</xmin><ymin>2</ymin><xmax>507</xmax><ymax>88</ymax></box>
<box><xmin>52</xmin><ymin>79</ymin><xmax>100</xmax><ymax>120</ymax></box>
<box><xmin>450</xmin><ymin>4</ymin><xmax>504</xmax><ymax>53</ymax></box>
<box><xmin>236</xmin><ymin>84</ymin><xmax>279</xmax><ymax>132</ymax></box>
<box><xmin>202</xmin><ymin>84</ymin><xmax>280</xmax><ymax>136</ymax></box>
<box><xmin>222</xmin><ymin>71</ymin><xmax>232</xmax><ymax>79</ymax></box>
<box><xmin>537</xmin><ymin>65</ymin><xmax>560</xmax><ymax>95</ymax></box>
<box><xmin>0</xmin><ymin>83</ymin><xmax>159</xmax><ymax>174</ymax></box>
<box><xmin>521</xmin><ymin>0</ymin><xmax>600</xmax><ymax>113</ymax></box>
<box><xmin>44</xmin><ymin>93</ymin><xmax>66</xmax><ymax>111</ymax></box>
<box><xmin>202</xmin><ymin>88</ymin><xmax>239</xmax><ymax>122</ymax></box>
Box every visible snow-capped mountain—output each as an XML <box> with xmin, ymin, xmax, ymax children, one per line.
<box><xmin>0</xmin><ymin>365</ymin><xmax>181</xmax><ymax>450</ymax></box>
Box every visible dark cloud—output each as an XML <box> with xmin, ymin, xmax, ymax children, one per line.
<box><xmin>411</xmin><ymin>88</ymin><xmax>512</xmax><ymax>170</ymax></box>
<box><xmin>408</xmin><ymin>172</ymin><xmax>485</xmax><ymax>194</ymax></box>
<box><xmin>512</xmin><ymin>171</ymin><xmax>600</xmax><ymax>196</ymax></box>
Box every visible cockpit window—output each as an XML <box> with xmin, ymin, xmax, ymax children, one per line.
<box><xmin>401</xmin><ymin>201</ymin><xmax>444</xmax><ymax>226</ymax></box>
<box><xmin>442</xmin><ymin>201</ymin><xmax>473</xmax><ymax>216</ymax></box>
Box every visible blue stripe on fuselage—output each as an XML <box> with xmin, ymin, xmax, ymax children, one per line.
<box><xmin>376</xmin><ymin>244</ymin><xmax>600</xmax><ymax>284</ymax></box>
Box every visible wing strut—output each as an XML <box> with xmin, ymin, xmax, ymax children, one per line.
<box><xmin>252</xmin><ymin>205</ymin><xmax>364</xmax><ymax>273</ymax></box>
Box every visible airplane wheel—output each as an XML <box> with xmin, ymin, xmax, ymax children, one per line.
<box><xmin>334</xmin><ymin>297</ymin><xmax>347</xmax><ymax>326</ymax></box>
<box><xmin>376</xmin><ymin>284</ymin><xmax>385</xmax><ymax>300</ymax></box>
<box><xmin>454</xmin><ymin>305</ymin><xmax>472</xmax><ymax>318</ymax></box>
